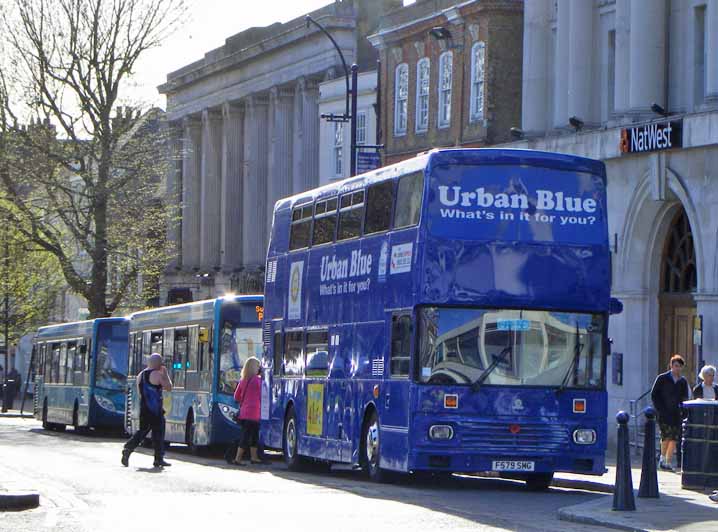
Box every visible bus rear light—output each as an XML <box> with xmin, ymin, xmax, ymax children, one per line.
<box><xmin>444</xmin><ymin>394</ymin><xmax>458</xmax><ymax>409</ymax></box>
<box><xmin>573</xmin><ymin>399</ymin><xmax>586</xmax><ymax>413</ymax></box>
<box><xmin>373</xmin><ymin>385</ymin><xmax>380</xmax><ymax>399</ymax></box>
<box><xmin>573</xmin><ymin>429</ymin><xmax>596</xmax><ymax>445</ymax></box>
<box><xmin>509</xmin><ymin>424</ymin><xmax>521</xmax><ymax>434</ymax></box>
<box><xmin>429</xmin><ymin>425</ymin><xmax>454</xmax><ymax>440</ymax></box>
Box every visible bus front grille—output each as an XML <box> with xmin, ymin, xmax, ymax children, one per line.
<box><xmin>456</xmin><ymin>421</ymin><xmax>569</xmax><ymax>453</ymax></box>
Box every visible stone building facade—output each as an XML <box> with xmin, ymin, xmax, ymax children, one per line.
<box><xmin>369</xmin><ymin>0</ymin><xmax>523</xmax><ymax>165</ymax></box>
<box><xmin>158</xmin><ymin>1</ymin><xmax>401</xmax><ymax>303</ymax></box>
<box><xmin>504</xmin><ymin>0</ymin><xmax>718</xmax><ymax>429</ymax></box>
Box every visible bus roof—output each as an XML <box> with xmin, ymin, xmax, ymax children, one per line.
<box><xmin>128</xmin><ymin>294</ymin><xmax>263</xmax><ymax>331</ymax></box>
<box><xmin>272</xmin><ymin>148</ymin><xmax>605</xmax><ymax>214</ymax></box>
<box><xmin>36</xmin><ymin>317</ymin><xmax>127</xmax><ymax>341</ymax></box>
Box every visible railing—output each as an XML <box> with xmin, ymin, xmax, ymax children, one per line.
<box><xmin>628</xmin><ymin>389</ymin><xmax>658</xmax><ymax>456</ymax></box>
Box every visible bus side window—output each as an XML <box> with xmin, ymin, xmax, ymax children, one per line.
<box><xmin>290</xmin><ymin>204</ymin><xmax>313</xmax><ymax>250</ymax></box>
<box><xmin>163</xmin><ymin>328</ymin><xmax>175</xmax><ymax>371</ymax></box>
<box><xmin>284</xmin><ymin>331</ymin><xmax>304</xmax><ymax>376</ymax></box>
<box><xmin>365</xmin><ymin>181</ymin><xmax>394</xmax><ymax>234</ymax></box>
<box><xmin>273</xmin><ymin>331</ymin><xmax>283</xmax><ymax>376</ymax></box>
<box><xmin>59</xmin><ymin>343</ymin><xmax>68</xmax><ymax>384</ymax></box>
<box><xmin>143</xmin><ymin>331</ymin><xmax>152</xmax><ymax>368</ymax></box>
<box><xmin>390</xmin><ymin>315</ymin><xmax>412</xmax><ymax>377</ymax></box>
<box><xmin>394</xmin><ymin>172</ymin><xmax>424</xmax><ymax>229</ymax></box>
<box><xmin>187</xmin><ymin>326</ymin><xmax>199</xmax><ymax>372</ymax></box>
<box><xmin>305</xmin><ymin>330</ymin><xmax>329</xmax><ymax>377</ymax></box>
<box><xmin>150</xmin><ymin>331</ymin><xmax>163</xmax><ymax>359</ymax></box>
<box><xmin>51</xmin><ymin>343</ymin><xmax>61</xmax><ymax>384</ymax></box>
<box><xmin>67</xmin><ymin>341</ymin><xmax>78</xmax><ymax>384</ymax></box>
<box><xmin>337</xmin><ymin>190</ymin><xmax>365</xmax><ymax>241</ymax></box>
<box><xmin>312</xmin><ymin>197</ymin><xmax>338</xmax><ymax>246</ymax></box>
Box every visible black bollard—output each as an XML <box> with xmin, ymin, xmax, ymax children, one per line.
<box><xmin>612</xmin><ymin>410</ymin><xmax>636</xmax><ymax>511</ymax></box>
<box><xmin>638</xmin><ymin>407</ymin><xmax>659</xmax><ymax>498</ymax></box>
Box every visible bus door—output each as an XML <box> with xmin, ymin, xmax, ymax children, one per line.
<box><xmin>325</xmin><ymin>326</ymin><xmax>347</xmax><ymax>461</ymax></box>
<box><xmin>381</xmin><ymin>312</ymin><xmax>413</xmax><ymax>471</ymax></box>
<box><xmin>304</xmin><ymin>329</ymin><xmax>330</xmax><ymax>459</ymax></box>
<box><xmin>267</xmin><ymin>322</ymin><xmax>284</xmax><ymax>449</ymax></box>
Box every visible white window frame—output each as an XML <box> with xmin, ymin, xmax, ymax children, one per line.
<box><xmin>333</xmin><ymin>122</ymin><xmax>344</xmax><ymax>177</ymax></box>
<box><xmin>415</xmin><ymin>57</ymin><xmax>430</xmax><ymax>133</ymax></box>
<box><xmin>438</xmin><ymin>51</ymin><xmax>453</xmax><ymax>129</ymax></box>
<box><xmin>356</xmin><ymin>111</ymin><xmax>367</xmax><ymax>145</ymax></box>
<box><xmin>469</xmin><ymin>42</ymin><xmax>486</xmax><ymax>123</ymax></box>
<box><xmin>394</xmin><ymin>63</ymin><xmax>409</xmax><ymax>136</ymax></box>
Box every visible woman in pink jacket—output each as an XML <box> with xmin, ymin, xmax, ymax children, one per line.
<box><xmin>233</xmin><ymin>357</ymin><xmax>262</xmax><ymax>465</ymax></box>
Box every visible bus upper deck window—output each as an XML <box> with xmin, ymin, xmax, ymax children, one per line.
<box><xmin>313</xmin><ymin>197</ymin><xmax>338</xmax><ymax>246</ymax></box>
<box><xmin>290</xmin><ymin>204</ymin><xmax>312</xmax><ymax>250</ymax></box>
<box><xmin>394</xmin><ymin>172</ymin><xmax>424</xmax><ymax>229</ymax></box>
<box><xmin>365</xmin><ymin>181</ymin><xmax>394</xmax><ymax>234</ymax></box>
<box><xmin>338</xmin><ymin>190</ymin><xmax>365</xmax><ymax>241</ymax></box>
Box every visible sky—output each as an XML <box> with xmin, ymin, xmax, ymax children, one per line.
<box><xmin>130</xmin><ymin>0</ymin><xmax>415</xmax><ymax>109</ymax></box>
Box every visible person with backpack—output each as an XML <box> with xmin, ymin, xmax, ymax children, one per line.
<box><xmin>232</xmin><ymin>357</ymin><xmax>263</xmax><ymax>465</ymax></box>
<box><xmin>121</xmin><ymin>353</ymin><xmax>173</xmax><ymax>468</ymax></box>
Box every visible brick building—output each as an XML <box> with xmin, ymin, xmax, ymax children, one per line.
<box><xmin>369</xmin><ymin>0</ymin><xmax>523</xmax><ymax>165</ymax></box>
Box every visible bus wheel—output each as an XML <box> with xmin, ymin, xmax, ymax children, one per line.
<box><xmin>186</xmin><ymin>413</ymin><xmax>202</xmax><ymax>456</ymax></box>
<box><xmin>362</xmin><ymin>410</ymin><xmax>386</xmax><ymax>483</ymax></box>
<box><xmin>524</xmin><ymin>473</ymin><xmax>553</xmax><ymax>491</ymax></box>
<box><xmin>283</xmin><ymin>407</ymin><xmax>304</xmax><ymax>471</ymax></box>
<box><xmin>72</xmin><ymin>404</ymin><xmax>88</xmax><ymax>434</ymax></box>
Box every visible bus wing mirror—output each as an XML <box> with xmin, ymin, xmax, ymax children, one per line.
<box><xmin>609</xmin><ymin>297</ymin><xmax>623</xmax><ymax>315</ymax></box>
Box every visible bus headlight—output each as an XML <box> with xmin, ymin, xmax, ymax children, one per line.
<box><xmin>219</xmin><ymin>403</ymin><xmax>239</xmax><ymax>424</ymax></box>
<box><xmin>95</xmin><ymin>395</ymin><xmax>119</xmax><ymax>413</ymax></box>
<box><xmin>573</xmin><ymin>429</ymin><xmax>596</xmax><ymax>445</ymax></box>
<box><xmin>429</xmin><ymin>425</ymin><xmax>454</xmax><ymax>440</ymax></box>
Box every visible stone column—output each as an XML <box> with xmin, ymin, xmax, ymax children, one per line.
<box><xmin>696</xmin><ymin>295</ymin><xmax>718</xmax><ymax>369</ymax></box>
<box><xmin>613</xmin><ymin>0</ymin><xmax>630</xmax><ymax>116</ymax></box>
<box><xmin>629</xmin><ymin>0</ymin><xmax>667</xmax><ymax>114</ymax></box>
<box><xmin>705</xmin><ymin>0</ymin><xmax>718</xmax><ymax>104</ymax></box>
<box><xmin>181</xmin><ymin>116</ymin><xmax>202</xmax><ymax>271</ymax></box>
<box><xmin>567</xmin><ymin>0</ymin><xmax>593</xmax><ymax>123</ymax></box>
<box><xmin>553</xmin><ymin>0</ymin><xmax>570</xmax><ymax>128</ymax></box>
<box><xmin>522</xmin><ymin>0</ymin><xmax>552</xmax><ymax>133</ymax></box>
<box><xmin>221</xmin><ymin>102</ymin><xmax>244</xmax><ymax>271</ymax></box>
<box><xmin>242</xmin><ymin>95</ymin><xmax>269</xmax><ymax>267</ymax></box>
<box><xmin>293</xmin><ymin>77</ymin><xmax>320</xmax><ymax>194</ymax></box>
<box><xmin>267</xmin><ymin>86</ymin><xmax>294</xmax><ymax>232</ymax></box>
<box><xmin>200</xmin><ymin>109</ymin><xmax>222</xmax><ymax>271</ymax></box>
<box><xmin>165</xmin><ymin>123</ymin><xmax>183</xmax><ymax>270</ymax></box>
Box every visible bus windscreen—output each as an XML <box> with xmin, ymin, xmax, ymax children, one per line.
<box><xmin>95</xmin><ymin>324</ymin><xmax>129</xmax><ymax>391</ymax></box>
<box><xmin>218</xmin><ymin>302</ymin><xmax>263</xmax><ymax>395</ymax></box>
<box><xmin>428</xmin><ymin>164</ymin><xmax>606</xmax><ymax>245</ymax></box>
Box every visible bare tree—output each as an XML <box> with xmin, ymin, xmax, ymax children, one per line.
<box><xmin>0</xmin><ymin>0</ymin><xmax>185</xmax><ymax>317</ymax></box>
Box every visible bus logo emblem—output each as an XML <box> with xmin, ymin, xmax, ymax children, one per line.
<box><xmin>512</xmin><ymin>398</ymin><xmax>524</xmax><ymax>411</ymax></box>
<box><xmin>288</xmin><ymin>261</ymin><xmax>304</xmax><ymax>320</ymax></box>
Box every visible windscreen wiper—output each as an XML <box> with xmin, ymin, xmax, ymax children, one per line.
<box><xmin>471</xmin><ymin>345</ymin><xmax>512</xmax><ymax>392</ymax></box>
<box><xmin>556</xmin><ymin>323</ymin><xmax>582</xmax><ymax>395</ymax></box>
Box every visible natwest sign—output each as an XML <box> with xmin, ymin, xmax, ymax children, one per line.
<box><xmin>620</xmin><ymin>120</ymin><xmax>682</xmax><ymax>154</ymax></box>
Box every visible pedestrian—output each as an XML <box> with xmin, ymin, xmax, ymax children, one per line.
<box><xmin>692</xmin><ymin>365</ymin><xmax>718</xmax><ymax>400</ymax></box>
<box><xmin>232</xmin><ymin>356</ymin><xmax>263</xmax><ymax>465</ymax></box>
<box><xmin>650</xmin><ymin>354</ymin><xmax>691</xmax><ymax>471</ymax></box>
<box><xmin>121</xmin><ymin>353</ymin><xmax>173</xmax><ymax>468</ymax></box>
<box><xmin>7</xmin><ymin>367</ymin><xmax>21</xmax><ymax>410</ymax></box>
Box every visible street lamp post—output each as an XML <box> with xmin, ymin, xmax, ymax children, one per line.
<box><xmin>305</xmin><ymin>15</ymin><xmax>382</xmax><ymax>177</ymax></box>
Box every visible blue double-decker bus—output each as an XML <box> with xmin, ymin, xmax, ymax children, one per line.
<box><xmin>125</xmin><ymin>295</ymin><xmax>263</xmax><ymax>453</ymax></box>
<box><xmin>33</xmin><ymin>318</ymin><xmax>129</xmax><ymax>432</ymax></box>
<box><xmin>261</xmin><ymin>148</ymin><xmax>621</xmax><ymax>488</ymax></box>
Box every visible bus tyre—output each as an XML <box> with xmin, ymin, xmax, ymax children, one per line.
<box><xmin>186</xmin><ymin>413</ymin><xmax>202</xmax><ymax>456</ymax></box>
<box><xmin>524</xmin><ymin>473</ymin><xmax>553</xmax><ymax>491</ymax></box>
<box><xmin>283</xmin><ymin>407</ymin><xmax>304</xmax><ymax>471</ymax></box>
<box><xmin>362</xmin><ymin>410</ymin><xmax>387</xmax><ymax>483</ymax></box>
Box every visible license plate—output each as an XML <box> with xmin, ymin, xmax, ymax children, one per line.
<box><xmin>492</xmin><ymin>460</ymin><xmax>535</xmax><ymax>472</ymax></box>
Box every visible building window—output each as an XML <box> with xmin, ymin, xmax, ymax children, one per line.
<box><xmin>469</xmin><ymin>42</ymin><xmax>485</xmax><ymax>122</ymax></box>
<box><xmin>333</xmin><ymin>122</ymin><xmax>343</xmax><ymax>177</ymax></box>
<box><xmin>394</xmin><ymin>63</ymin><xmax>409</xmax><ymax>136</ymax></box>
<box><xmin>415</xmin><ymin>57</ymin><xmax>430</xmax><ymax>132</ymax></box>
<box><xmin>356</xmin><ymin>111</ymin><xmax>367</xmax><ymax>145</ymax></box>
<box><xmin>662</xmin><ymin>209</ymin><xmax>696</xmax><ymax>293</ymax></box>
<box><xmin>438</xmin><ymin>51</ymin><xmax>453</xmax><ymax>128</ymax></box>
<box><xmin>694</xmin><ymin>5</ymin><xmax>706</xmax><ymax>105</ymax></box>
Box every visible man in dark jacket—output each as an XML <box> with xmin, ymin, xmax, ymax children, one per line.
<box><xmin>651</xmin><ymin>354</ymin><xmax>690</xmax><ymax>471</ymax></box>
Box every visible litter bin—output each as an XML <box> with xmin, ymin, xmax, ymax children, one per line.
<box><xmin>681</xmin><ymin>400</ymin><xmax>718</xmax><ymax>491</ymax></box>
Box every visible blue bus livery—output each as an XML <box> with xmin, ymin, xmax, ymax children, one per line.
<box><xmin>33</xmin><ymin>318</ymin><xmax>130</xmax><ymax>431</ymax></box>
<box><xmin>125</xmin><ymin>295</ymin><xmax>264</xmax><ymax>452</ymax></box>
<box><xmin>262</xmin><ymin>148</ymin><xmax>621</xmax><ymax>487</ymax></box>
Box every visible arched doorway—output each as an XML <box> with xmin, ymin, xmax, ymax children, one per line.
<box><xmin>659</xmin><ymin>207</ymin><xmax>698</xmax><ymax>384</ymax></box>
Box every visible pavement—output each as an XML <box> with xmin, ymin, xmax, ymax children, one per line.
<box><xmin>0</xmin><ymin>408</ymin><xmax>39</xmax><ymax>511</ymax></box>
<box><xmin>554</xmin><ymin>463</ymin><xmax>718</xmax><ymax>532</ymax></box>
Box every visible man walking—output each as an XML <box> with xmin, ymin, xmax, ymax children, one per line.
<box><xmin>650</xmin><ymin>354</ymin><xmax>690</xmax><ymax>471</ymax></box>
<box><xmin>6</xmin><ymin>367</ymin><xmax>21</xmax><ymax>410</ymax></box>
<box><xmin>121</xmin><ymin>353</ymin><xmax>172</xmax><ymax>468</ymax></box>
